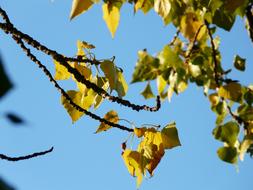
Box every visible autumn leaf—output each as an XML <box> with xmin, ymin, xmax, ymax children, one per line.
<box><xmin>70</xmin><ymin>0</ymin><xmax>94</xmax><ymax>20</ymax></box>
<box><xmin>100</xmin><ymin>60</ymin><xmax>118</xmax><ymax>91</ymax></box>
<box><xmin>102</xmin><ymin>3</ymin><xmax>120</xmax><ymax>38</ymax></box>
<box><xmin>161</xmin><ymin>122</ymin><xmax>181</xmax><ymax>149</ymax></box>
<box><xmin>154</xmin><ymin>0</ymin><xmax>171</xmax><ymax>19</ymax></box>
<box><xmin>61</xmin><ymin>90</ymin><xmax>94</xmax><ymax>123</ymax></box>
<box><xmin>53</xmin><ymin>59</ymin><xmax>71</xmax><ymax>80</ymax></box>
<box><xmin>122</xmin><ymin>149</ymin><xmax>148</xmax><ymax>188</ymax></box>
<box><xmin>134</xmin><ymin>127</ymin><xmax>147</xmax><ymax>138</ymax></box>
<box><xmin>95</xmin><ymin>110</ymin><xmax>119</xmax><ymax>133</ymax></box>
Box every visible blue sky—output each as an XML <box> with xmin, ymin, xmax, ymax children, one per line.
<box><xmin>0</xmin><ymin>1</ymin><xmax>253</xmax><ymax>190</ymax></box>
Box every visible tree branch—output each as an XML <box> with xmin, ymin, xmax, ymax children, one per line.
<box><xmin>0</xmin><ymin>7</ymin><xmax>160</xmax><ymax>113</ymax></box>
<box><xmin>11</xmin><ymin>35</ymin><xmax>133</xmax><ymax>132</ymax></box>
<box><xmin>0</xmin><ymin>147</ymin><xmax>53</xmax><ymax>161</ymax></box>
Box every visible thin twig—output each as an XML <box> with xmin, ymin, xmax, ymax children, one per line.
<box><xmin>0</xmin><ymin>147</ymin><xmax>53</xmax><ymax>161</ymax></box>
<box><xmin>169</xmin><ymin>29</ymin><xmax>180</xmax><ymax>46</ymax></box>
<box><xmin>185</xmin><ymin>24</ymin><xmax>205</xmax><ymax>61</ymax></box>
<box><xmin>205</xmin><ymin>20</ymin><xmax>220</xmax><ymax>87</ymax></box>
<box><xmin>0</xmin><ymin>7</ymin><xmax>160</xmax><ymax>113</ymax></box>
<box><xmin>11</xmin><ymin>35</ymin><xmax>133</xmax><ymax>132</ymax></box>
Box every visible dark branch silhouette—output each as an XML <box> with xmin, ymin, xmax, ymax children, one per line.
<box><xmin>0</xmin><ymin>147</ymin><xmax>53</xmax><ymax>161</ymax></box>
<box><xmin>0</xmin><ymin>7</ymin><xmax>160</xmax><ymax>113</ymax></box>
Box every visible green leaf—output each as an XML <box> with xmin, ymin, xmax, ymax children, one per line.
<box><xmin>70</xmin><ymin>0</ymin><xmax>94</xmax><ymax>20</ymax></box>
<box><xmin>161</xmin><ymin>122</ymin><xmax>181</xmax><ymax>149</ymax></box>
<box><xmin>233</xmin><ymin>55</ymin><xmax>246</xmax><ymax>71</ymax></box>
<box><xmin>218</xmin><ymin>83</ymin><xmax>243</xmax><ymax>102</ymax></box>
<box><xmin>244</xmin><ymin>89</ymin><xmax>253</xmax><ymax>105</ymax></box>
<box><xmin>0</xmin><ymin>57</ymin><xmax>13</xmax><ymax>99</ymax></box>
<box><xmin>116</xmin><ymin>71</ymin><xmax>128</xmax><ymax>98</ymax></box>
<box><xmin>217</xmin><ymin>146</ymin><xmax>238</xmax><ymax>164</ymax></box>
<box><xmin>213</xmin><ymin>9</ymin><xmax>235</xmax><ymax>31</ymax></box>
<box><xmin>96</xmin><ymin>110</ymin><xmax>119</xmax><ymax>133</ymax></box>
<box><xmin>141</xmin><ymin>83</ymin><xmax>155</xmax><ymax>99</ymax></box>
<box><xmin>100</xmin><ymin>60</ymin><xmax>117</xmax><ymax>91</ymax></box>
<box><xmin>238</xmin><ymin>105</ymin><xmax>253</xmax><ymax>121</ymax></box>
<box><xmin>158</xmin><ymin>46</ymin><xmax>183</xmax><ymax>69</ymax></box>
<box><xmin>132</xmin><ymin>50</ymin><xmax>159</xmax><ymax>83</ymax></box>
<box><xmin>212</xmin><ymin>121</ymin><xmax>239</xmax><ymax>146</ymax></box>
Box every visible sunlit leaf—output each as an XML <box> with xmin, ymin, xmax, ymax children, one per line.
<box><xmin>61</xmin><ymin>90</ymin><xmax>84</xmax><ymax>122</ymax></box>
<box><xmin>102</xmin><ymin>3</ymin><xmax>120</xmax><ymax>38</ymax></box>
<box><xmin>217</xmin><ymin>146</ymin><xmax>238</xmax><ymax>164</ymax></box>
<box><xmin>141</xmin><ymin>83</ymin><xmax>155</xmax><ymax>99</ymax></box>
<box><xmin>180</xmin><ymin>12</ymin><xmax>204</xmax><ymax>41</ymax></box>
<box><xmin>53</xmin><ymin>59</ymin><xmax>71</xmax><ymax>80</ymax></box>
<box><xmin>122</xmin><ymin>149</ymin><xmax>147</xmax><ymax>188</ymax></box>
<box><xmin>138</xmin><ymin>128</ymin><xmax>165</xmax><ymax>175</ymax></box>
<box><xmin>157</xmin><ymin>75</ymin><xmax>167</xmax><ymax>95</ymax></box>
<box><xmin>154</xmin><ymin>0</ymin><xmax>171</xmax><ymax>19</ymax></box>
<box><xmin>218</xmin><ymin>83</ymin><xmax>243</xmax><ymax>103</ymax></box>
<box><xmin>70</xmin><ymin>0</ymin><xmax>94</xmax><ymax>20</ymax></box>
<box><xmin>240</xmin><ymin>134</ymin><xmax>253</xmax><ymax>161</ymax></box>
<box><xmin>233</xmin><ymin>55</ymin><xmax>246</xmax><ymax>71</ymax></box>
<box><xmin>132</xmin><ymin>50</ymin><xmax>159</xmax><ymax>83</ymax></box>
<box><xmin>96</xmin><ymin>110</ymin><xmax>119</xmax><ymax>133</ymax></box>
<box><xmin>134</xmin><ymin>0</ymin><xmax>145</xmax><ymax>12</ymax></box>
<box><xmin>134</xmin><ymin>127</ymin><xmax>147</xmax><ymax>138</ymax></box>
<box><xmin>61</xmin><ymin>90</ymin><xmax>94</xmax><ymax>123</ymax></box>
<box><xmin>161</xmin><ymin>122</ymin><xmax>181</xmax><ymax>149</ymax></box>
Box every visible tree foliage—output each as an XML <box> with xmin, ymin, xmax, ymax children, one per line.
<box><xmin>1</xmin><ymin>0</ymin><xmax>253</xmax><ymax>188</ymax></box>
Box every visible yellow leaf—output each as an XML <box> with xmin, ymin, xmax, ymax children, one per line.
<box><xmin>53</xmin><ymin>59</ymin><xmax>71</xmax><ymax>80</ymax></box>
<box><xmin>134</xmin><ymin>127</ymin><xmax>147</xmax><ymax>138</ymax></box>
<box><xmin>70</xmin><ymin>0</ymin><xmax>94</xmax><ymax>20</ymax></box>
<box><xmin>61</xmin><ymin>90</ymin><xmax>83</xmax><ymax>122</ymax></box>
<box><xmin>122</xmin><ymin>149</ymin><xmax>147</xmax><ymax>188</ymax></box>
<box><xmin>94</xmin><ymin>77</ymin><xmax>109</xmax><ymax>109</ymax></box>
<box><xmin>154</xmin><ymin>0</ymin><xmax>171</xmax><ymax>19</ymax></box>
<box><xmin>102</xmin><ymin>3</ymin><xmax>120</xmax><ymax>38</ymax></box>
<box><xmin>77</xmin><ymin>40</ymin><xmax>85</xmax><ymax>56</ymax></box>
<box><xmin>138</xmin><ymin>128</ymin><xmax>165</xmax><ymax>175</ymax></box>
<box><xmin>134</xmin><ymin>0</ymin><xmax>145</xmax><ymax>12</ymax></box>
<box><xmin>161</xmin><ymin>122</ymin><xmax>181</xmax><ymax>149</ymax></box>
<box><xmin>180</xmin><ymin>12</ymin><xmax>204</xmax><ymax>41</ymax></box>
<box><xmin>157</xmin><ymin>75</ymin><xmax>167</xmax><ymax>95</ymax></box>
<box><xmin>208</xmin><ymin>93</ymin><xmax>220</xmax><ymax>106</ymax></box>
<box><xmin>73</xmin><ymin>62</ymin><xmax>92</xmax><ymax>92</ymax></box>
<box><xmin>95</xmin><ymin>110</ymin><xmax>119</xmax><ymax>133</ymax></box>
